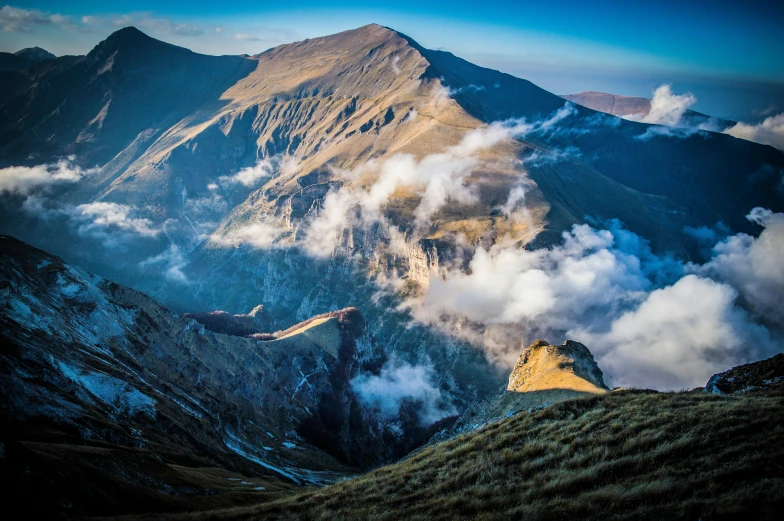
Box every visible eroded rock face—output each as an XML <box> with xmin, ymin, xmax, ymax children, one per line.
<box><xmin>704</xmin><ymin>354</ymin><xmax>784</xmax><ymax>395</ymax></box>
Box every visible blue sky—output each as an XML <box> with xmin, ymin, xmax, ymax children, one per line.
<box><xmin>1</xmin><ymin>1</ymin><xmax>782</xmax><ymax>121</ymax></box>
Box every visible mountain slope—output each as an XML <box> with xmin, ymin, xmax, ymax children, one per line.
<box><xmin>0</xmin><ymin>234</ymin><xmax>414</xmax><ymax>516</ymax></box>
<box><xmin>1</xmin><ymin>25</ymin><xmax>783</xmax><ymax>443</ymax></box>
<box><xmin>186</xmin><ymin>386</ymin><xmax>784</xmax><ymax>521</ymax></box>
<box><xmin>0</xmin><ymin>27</ymin><xmax>255</xmax><ymax>168</ymax></box>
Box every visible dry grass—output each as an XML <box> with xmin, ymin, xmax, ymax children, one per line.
<box><xmin>161</xmin><ymin>389</ymin><xmax>784</xmax><ymax>521</ymax></box>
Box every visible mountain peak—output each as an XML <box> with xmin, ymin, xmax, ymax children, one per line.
<box><xmin>98</xmin><ymin>26</ymin><xmax>181</xmax><ymax>54</ymax></box>
<box><xmin>507</xmin><ymin>340</ymin><xmax>609</xmax><ymax>393</ymax></box>
<box><xmin>14</xmin><ymin>46</ymin><xmax>55</xmax><ymax>62</ymax></box>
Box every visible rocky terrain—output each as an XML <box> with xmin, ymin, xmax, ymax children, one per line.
<box><xmin>1</xmin><ymin>24</ymin><xmax>780</xmax><ymax>419</ymax></box>
<box><xmin>704</xmin><ymin>353</ymin><xmax>784</xmax><ymax>395</ymax></box>
<box><xmin>0</xmin><ymin>235</ymin><xmax>428</xmax><ymax>516</ymax></box>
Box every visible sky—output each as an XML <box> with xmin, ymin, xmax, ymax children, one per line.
<box><xmin>1</xmin><ymin>1</ymin><xmax>783</xmax><ymax>122</ymax></box>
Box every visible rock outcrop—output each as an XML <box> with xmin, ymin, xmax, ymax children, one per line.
<box><xmin>704</xmin><ymin>354</ymin><xmax>784</xmax><ymax>395</ymax></box>
<box><xmin>507</xmin><ymin>339</ymin><xmax>608</xmax><ymax>394</ymax></box>
<box><xmin>431</xmin><ymin>340</ymin><xmax>608</xmax><ymax>443</ymax></box>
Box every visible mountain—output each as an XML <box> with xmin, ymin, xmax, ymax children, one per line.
<box><xmin>13</xmin><ymin>47</ymin><xmax>56</xmax><ymax>63</ymax></box>
<box><xmin>561</xmin><ymin>90</ymin><xmax>736</xmax><ymax>130</ymax></box>
<box><xmin>0</xmin><ymin>235</ymin><xmax>423</xmax><ymax>516</ymax></box>
<box><xmin>0</xmin><ymin>52</ymin><xmax>33</xmax><ymax>71</ymax></box>
<box><xmin>182</xmin><ymin>355</ymin><xmax>784</xmax><ymax>520</ymax></box>
<box><xmin>0</xmin><ymin>25</ymin><xmax>783</xmax><ymax>481</ymax></box>
<box><xmin>431</xmin><ymin>340</ymin><xmax>609</xmax><ymax>443</ymax></box>
<box><xmin>1</xmin><ymin>24</ymin><xmax>782</xmax><ymax>434</ymax></box>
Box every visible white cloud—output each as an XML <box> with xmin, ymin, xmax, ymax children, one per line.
<box><xmin>0</xmin><ymin>5</ymin><xmax>72</xmax><ymax>32</ymax></box>
<box><xmin>302</xmin><ymin>104</ymin><xmax>577</xmax><ymax>257</ymax></box>
<box><xmin>111</xmin><ymin>13</ymin><xmax>203</xmax><ymax>36</ymax></box>
<box><xmin>234</xmin><ymin>33</ymin><xmax>259</xmax><ymax>41</ymax></box>
<box><xmin>694</xmin><ymin>208</ymin><xmax>784</xmax><ymax>323</ymax></box>
<box><xmin>623</xmin><ymin>84</ymin><xmax>696</xmax><ymax>127</ymax></box>
<box><xmin>218</xmin><ymin>159</ymin><xmax>274</xmax><ymax>187</ymax></box>
<box><xmin>409</xmin><ymin>210</ymin><xmax>783</xmax><ymax>390</ymax></box>
<box><xmin>210</xmin><ymin>221</ymin><xmax>282</xmax><ymax>249</ymax></box>
<box><xmin>351</xmin><ymin>356</ymin><xmax>455</xmax><ymax>425</ymax></box>
<box><xmin>615</xmin><ymin>84</ymin><xmax>784</xmax><ymax>150</ymax></box>
<box><xmin>214</xmin><ymin>156</ymin><xmax>297</xmax><ymax>189</ymax></box>
<box><xmin>391</xmin><ymin>55</ymin><xmax>401</xmax><ymax>75</ymax></box>
<box><xmin>724</xmin><ymin>113</ymin><xmax>784</xmax><ymax>151</ymax></box>
<box><xmin>0</xmin><ymin>159</ymin><xmax>91</xmax><ymax>195</ymax></box>
<box><xmin>139</xmin><ymin>244</ymin><xmax>189</xmax><ymax>283</ymax></box>
<box><xmin>232</xmin><ymin>27</ymin><xmax>298</xmax><ymax>43</ymax></box>
<box><xmin>74</xmin><ymin>202</ymin><xmax>160</xmax><ymax>239</ymax></box>
<box><xmin>573</xmin><ymin>275</ymin><xmax>773</xmax><ymax>390</ymax></box>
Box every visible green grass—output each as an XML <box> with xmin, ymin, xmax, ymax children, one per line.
<box><xmin>162</xmin><ymin>389</ymin><xmax>784</xmax><ymax>521</ymax></box>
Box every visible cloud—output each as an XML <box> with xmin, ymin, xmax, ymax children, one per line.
<box><xmin>110</xmin><ymin>13</ymin><xmax>203</xmax><ymax>36</ymax></box>
<box><xmin>232</xmin><ymin>27</ymin><xmax>298</xmax><ymax>43</ymax></box>
<box><xmin>724</xmin><ymin>113</ymin><xmax>784</xmax><ymax>151</ymax></box>
<box><xmin>694</xmin><ymin>208</ymin><xmax>784</xmax><ymax>323</ymax></box>
<box><xmin>217</xmin><ymin>158</ymin><xmax>274</xmax><ymax>187</ymax></box>
<box><xmin>573</xmin><ymin>275</ymin><xmax>773</xmax><ymax>390</ymax></box>
<box><xmin>0</xmin><ymin>159</ymin><xmax>91</xmax><ymax>195</ymax></box>
<box><xmin>302</xmin><ymin>104</ymin><xmax>577</xmax><ymax>257</ymax></box>
<box><xmin>391</xmin><ymin>55</ymin><xmax>401</xmax><ymax>75</ymax></box>
<box><xmin>0</xmin><ymin>5</ymin><xmax>72</xmax><ymax>32</ymax></box>
<box><xmin>139</xmin><ymin>244</ymin><xmax>189</xmax><ymax>283</ymax></box>
<box><xmin>634</xmin><ymin>124</ymin><xmax>705</xmax><ymax>141</ymax></box>
<box><xmin>351</xmin><ymin>356</ymin><xmax>455</xmax><ymax>425</ymax></box>
<box><xmin>408</xmin><ymin>210</ymin><xmax>783</xmax><ymax>390</ymax></box>
<box><xmin>623</xmin><ymin>84</ymin><xmax>696</xmax><ymax>127</ymax></box>
<box><xmin>615</xmin><ymin>84</ymin><xmax>783</xmax><ymax>150</ymax></box>
<box><xmin>210</xmin><ymin>221</ymin><xmax>282</xmax><ymax>249</ymax></box>
<box><xmin>74</xmin><ymin>202</ymin><xmax>160</xmax><ymax>242</ymax></box>
<box><xmin>80</xmin><ymin>15</ymin><xmax>103</xmax><ymax>26</ymax></box>
<box><xmin>213</xmin><ymin>156</ymin><xmax>297</xmax><ymax>189</ymax></box>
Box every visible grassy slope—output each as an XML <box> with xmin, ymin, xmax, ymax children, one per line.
<box><xmin>165</xmin><ymin>389</ymin><xmax>784</xmax><ymax>521</ymax></box>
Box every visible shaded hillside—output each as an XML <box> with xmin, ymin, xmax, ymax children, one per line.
<box><xmin>181</xmin><ymin>388</ymin><xmax>784</xmax><ymax>521</ymax></box>
<box><xmin>0</xmin><ymin>235</ymin><xmax>419</xmax><ymax>517</ymax></box>
<box><xmin>0</xmin><ymin>27</ymin><xmax>255</xmax><ymax>168</ymax></box>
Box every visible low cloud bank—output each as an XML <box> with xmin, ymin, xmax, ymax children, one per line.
<box><xmin>351</xmin><ymin>356</ymin><xmax>456</xmax><ymax>425</ymax></box>
<box><xmin>0</xmin><ymin>159</ymin><xmax>92</xmax><ymax>195</ymax></box>
<box><xmin>725</xmin><ymin>114</ymin><xmax>784</xmax><ymax>151</ymax></box>
<box><xmin>409</xmin><ymin>209</ymin><xmax>783</xmax><ymax>390</ymax></box>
